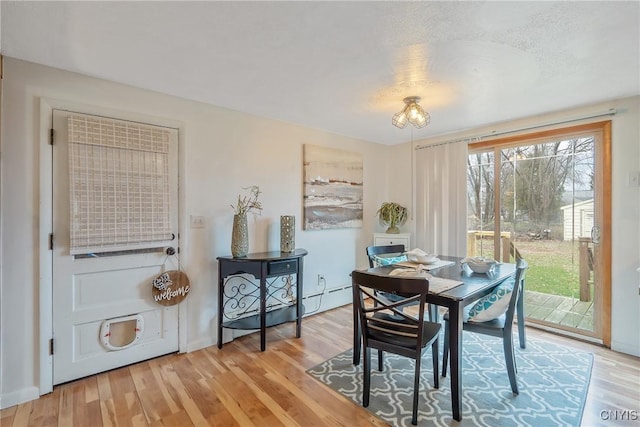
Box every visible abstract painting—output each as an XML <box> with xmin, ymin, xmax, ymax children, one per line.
<box><xmin>303</xmin><ymin>144</ymin><xmax>363</xmax><ymax>230</ymax></box>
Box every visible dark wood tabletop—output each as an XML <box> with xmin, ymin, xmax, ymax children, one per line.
<box><xmin>365</xmin><ymin>255</ymin><xmax>516</xmax><ymax>302</ymax></box>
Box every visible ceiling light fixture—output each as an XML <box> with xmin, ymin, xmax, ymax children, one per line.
<box><xmin>392</xmin><ymin>96</ymin><xmax>430</xmax><ymax>129</ymax></box>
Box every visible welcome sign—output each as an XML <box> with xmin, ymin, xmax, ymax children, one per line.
<box><xmin>152</xmin><ymin>270</ymin><xmax>190</xmax><ymax>306</ymax></box>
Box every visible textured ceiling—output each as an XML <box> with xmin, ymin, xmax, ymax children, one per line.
<box><xmin>2</xmin><ymin>1</ymin><xmax>639</xmax><ymax>145</ymax></box>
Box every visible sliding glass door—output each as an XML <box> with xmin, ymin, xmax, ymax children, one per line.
<box><xmin>467</xmin><ymin>122</ymin><xmax>611</xmax><ymax>344</ymax></box>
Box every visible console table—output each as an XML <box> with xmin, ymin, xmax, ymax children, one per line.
<box><xmin>217</xmin><ymin>249</ymin><xmax>308</xmax><ymax>351</ymax></box>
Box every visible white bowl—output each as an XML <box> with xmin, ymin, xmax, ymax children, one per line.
<box><xmin>408</xmin><ymin>254</ymin><xmax>439</xmax><ymax>264</ymax></box>
<box><xmin>462</xmin><ymin>257</ymin><xmax>497</xmax><ymax>273</ymax></box>
<box><xmin>405</xmin><ymin>249</ymin><xmax>438</xmax><ymax>264</ymax></box>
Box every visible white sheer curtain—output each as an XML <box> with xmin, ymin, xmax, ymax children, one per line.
<box><xmin>414</xmin><ymin>140</ymin><xmax>468</xmax><ymax>257</ymax></box>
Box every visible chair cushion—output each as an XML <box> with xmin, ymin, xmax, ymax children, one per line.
<box><xmin>371</xmin><ymin>254</ymin><xmax>407</xmax><ymax>267</ymax></box>
<box><xmin>467</xmin><ymin>278</ymin><xmax>515</xmax><ymax>322</ymax></box>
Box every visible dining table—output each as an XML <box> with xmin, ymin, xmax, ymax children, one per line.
<box><xmin>352</xmin><ymin>255</ymin><xmax>517</xmax><ymax>422</ymax></box>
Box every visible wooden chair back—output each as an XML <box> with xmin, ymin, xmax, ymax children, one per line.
<box><xmin>504</xmin><ymin>258</ymin><xmax>528</xmax><ymax>326</ymax></box>
<box><xmin>352</xmin><ymin>270</ymin><xmax>432</xmax><ymax>357</ymax></box>
<box><xmin>365</xmin><ymin>245</ymin><xmax>406</xmax><ymax>268</ymax></box>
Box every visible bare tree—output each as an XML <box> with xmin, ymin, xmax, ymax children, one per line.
<box><xmin>469</xmin><ymin>137</ymin><xmax>594</xmax><ymax>234</ymax></box>
<box><xmin>504</xmin><ymin>138</ymin><xmax>594</xmax><ymax>231</ymax></box>
<box><xmin>467</xmin><ymin>152</ymin><xmax>495</xmax><ymax>229</ymax></box>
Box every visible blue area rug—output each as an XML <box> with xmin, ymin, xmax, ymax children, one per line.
<box><xmin>307</xmin><ymin>331</ymin><xmax>592</xmax><ymax>426</ymax></box>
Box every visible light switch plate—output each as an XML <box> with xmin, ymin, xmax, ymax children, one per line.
<box><xmin>190</xmin><ymin>215</ymin><xmax>205</xmax><ymax>229</ymax></box>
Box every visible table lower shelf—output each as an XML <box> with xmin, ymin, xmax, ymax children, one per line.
<box><xmin>221</xmin><ymin>304</ymin><xmax>305</xmax><ymax>330</ymax></box>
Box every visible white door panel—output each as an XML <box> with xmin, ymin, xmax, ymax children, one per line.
<box><xmin>52</xmin><ymin>109</ymin><xmax>179</xmax><ymax>385</ymax></box>
<box><xmin>58</xmin><ymin>308</ymin><xmax>174</xmax><ymax>384</ymax></box>
<box><xmin>68</xmin><ymin>264</ymin><xmax>165</xmax><ymax>322</ymax></box>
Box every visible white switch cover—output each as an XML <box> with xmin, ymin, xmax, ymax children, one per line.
<box><xmin>190</xmin><ymin>215</ymin><xmax>205</xmax><ymax>229</ymax></box>
<box><xmin>629</xmin><ymin>171</ymin><xmax>640</xmax><ymax>187</ymax></box>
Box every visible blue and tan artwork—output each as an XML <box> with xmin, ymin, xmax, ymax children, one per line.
<box><xmin>303</xmin><ymin>144</ymin><xmax>363</xmax><ymax>230</ymax></box>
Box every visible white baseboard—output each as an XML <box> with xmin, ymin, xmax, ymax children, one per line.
<box><xmin>611</xmin><ymin>340</ymin><xmax>640</xmax><ymax>357</ymax></box>
<box><xmin>186</xmin><ymin>336</ymin><xmax>216</xmax><ymax>353</ymax></box>
<box><xmin>0</xmin><ymin>386</ymin><xmax>40</xmax><ymax>410</ymax></box>
<box><xmin>303</xmin><ymin>284</ymin><xmax>351</xmax><ymax>315</ymax></box>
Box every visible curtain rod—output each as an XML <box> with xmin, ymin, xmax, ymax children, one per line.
<box><xmin>415</xmin><ymin>108</ymin><xmax>617</xmax><ymax>150</ymax></box>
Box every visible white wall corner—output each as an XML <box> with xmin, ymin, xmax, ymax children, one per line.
<box><xmin>0</xmin><ymin>386</ymin><xmax>40</xmax><ymax>410</ymax></box>
<box><xmin>610</xmin><ymin>339</ymin><xmax>640</xmax><ymax>358</ymax></box>
<box><xmin>185</xmin><ymin>336</ymin><xmax>217</xmax><ymax>353</ymax></box>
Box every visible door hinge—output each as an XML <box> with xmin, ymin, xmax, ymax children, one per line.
<box><xmin>49</xmin><ymin>338</ymin><xmax>54</xmax><ymax>355</ymax></box>
<box><xmin>49</xmin><ymin>233</ymin><xmax>54</xmax><ymax>250</ymax></box>
<box><xmin>49</xmin><ymin>129</ymin><xmax>55</xmax><ymax>145</ymax></box>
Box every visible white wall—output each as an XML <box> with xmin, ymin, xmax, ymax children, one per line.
<box><xmin>2</xmin><ymin>57</ymin><xmax>638</xmax><ymax>410</ymax></box>
<box><xmin>0</xmin><ymin>58</ymin><xmax>395</xmax><ymax>408</ymax></box>
<box><xmin>391</xmin><ymin>97</ymin><xmax>640</xmax><ymax>357</ymax></box>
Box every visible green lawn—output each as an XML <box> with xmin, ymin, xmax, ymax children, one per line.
<box><xmin>474</xmin><ymin>239</ymin><xmax>582</xmax><ymax>298</ymax></box>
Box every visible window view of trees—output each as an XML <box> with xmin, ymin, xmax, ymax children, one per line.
<box><xmin>468</xmin><ymin>137</ymin><xmax>594</xmax><ymax>239</ymax></box>
<box><xmin>466</xmin><ymin>135</ymin><xmax>597</xmax><ymax>333</ymax></box>
<box><xmin>467</xmin><ymin>151</ymin><xmax>494</xmax><ymax>231</ymax></box>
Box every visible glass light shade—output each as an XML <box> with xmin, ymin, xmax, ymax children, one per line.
<box><xmin>392</xmin><ymin>111</ymin><xmax>408</xmax><ymax>128</ymax></box>
<box><xmin>392</xmin><ymin>96</ymin><xmax>430</xmax><ymax>129</ymax></box>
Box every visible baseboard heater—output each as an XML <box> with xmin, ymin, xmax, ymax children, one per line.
<box><xmin>225</xmin><ymin>285</ymin><xmax>352</xmax><ymax>320</ymax></box>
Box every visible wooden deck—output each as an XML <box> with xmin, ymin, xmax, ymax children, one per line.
<box><xmin>524</xmin><ymin>290</ymin><xmax>594</xmax><ymax>331</ymax></box>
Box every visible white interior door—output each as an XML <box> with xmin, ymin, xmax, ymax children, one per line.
<box><xmin>52</xmin><ymin>110</ymin><xmax>180</xmax><ymax>385</ymax></box>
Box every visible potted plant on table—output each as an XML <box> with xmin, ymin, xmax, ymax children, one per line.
<box><xmin>376</xmin><ymin>202</ymin><xmax>408</xmax><ymax>234</ymax></box>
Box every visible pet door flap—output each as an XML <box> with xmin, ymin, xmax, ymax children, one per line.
<box><xmin>100</xmin><ymin>314</ymin><xmax>144</xmax><ymax>351</ymax></box>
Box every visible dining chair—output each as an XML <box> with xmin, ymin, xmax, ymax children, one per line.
<box><xmin>352</xmin><ymin>270</ymin><xmax>441</xmax><ymax>425</ymax></box>
<box><xmin>365</xmin><ymin>245</ymin><xmax>438</xmax><ymax>322</ymax></box>
<box><xmin>366</xmin><ymin>245</ymin><xmax>407</xmax><ymax>300</ymax></box>
<box><xmin>441</xmin><ymin>258</ymin><xmax>528</xmax><ymax>394</ymax></box>
<box><xmin>366</xmin><ymin>244</ymin><xmax>407</xmax><ymax>267</ymax></box>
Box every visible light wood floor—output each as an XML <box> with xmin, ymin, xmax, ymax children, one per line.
<box><xmin>2</xmin><ymin>304</ymin><xmax>638</xmax><ymax>426</ymax></box>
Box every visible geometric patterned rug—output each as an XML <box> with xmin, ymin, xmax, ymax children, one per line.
<box><xmin>307</xmin><ymin>331</ymin><xmax>593</xmax><ymax>426</ymax></box>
